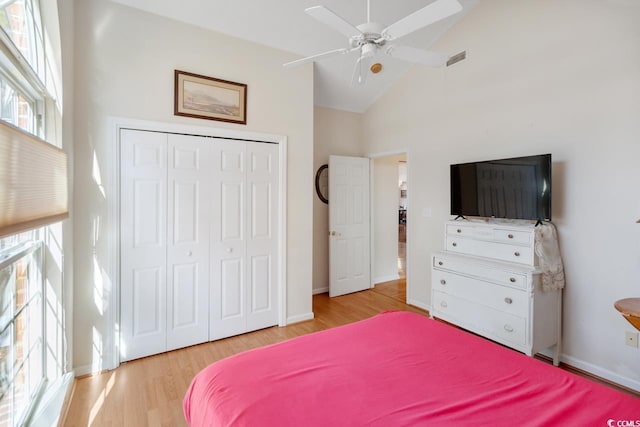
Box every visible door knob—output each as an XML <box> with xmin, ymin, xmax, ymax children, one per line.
<box><xmin>226</xmin><ymin>248</ymin><xmax>233</xmax><ymax>253</ymax></box>
<box><xmin>330</xmin><ymin>231</ymin><xmax>336</xmax><ymax>236</ymax></box>
<box><xmin>186</xmin><ymin>251</ymin><xmax>192</xmax><ymax>257</ymax></box>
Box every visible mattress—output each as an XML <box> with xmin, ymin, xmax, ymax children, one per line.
<box><xmin>184</xmin><ymin>311</ymin><xmax>639</xmax><ymax>426</ymax></box>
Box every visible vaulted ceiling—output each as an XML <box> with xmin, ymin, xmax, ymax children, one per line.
<box><xmin>111</xmin><ymin>0</ymin><xmax>478</xmax><ymax>112</ymax></box>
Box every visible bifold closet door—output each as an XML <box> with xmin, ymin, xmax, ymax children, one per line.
<box><xmin>122</xmin><ymin>130</ymin><xmax>280</xmax><ymax>358</ymax></box>
<box><xmin>245</xmin><ymin>142</ymin><xmax>279</xmax><ymax>332</ymax></box>
<box><xmin>121</xmin><ymin>130</ymin><xmax>211</xmax><ymax>361</ymax></box>
<box><xmin>210</xmin><ymin>141</ymin><xmax>279</xmax><ymax>340</ymax></box>
<box><xmin>166</xmin><ymin>134</ymin><xmax>211</xmax><ymax>351</ymax></box>
<box><xmin>120</xmin><ymin>129</ymin><xmax>168</xmax><ymax>361</ymax></box>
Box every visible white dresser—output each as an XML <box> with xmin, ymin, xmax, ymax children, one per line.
<box><xmin>431</xmin><ymin>220</ymin><xmax>562</xmax><ymax>365</ymax></box>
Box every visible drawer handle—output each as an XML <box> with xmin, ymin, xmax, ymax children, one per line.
<box><xmin>504</xmin><ymin>297</ymin><xmax>513</xmax><ymax>304</ymax></box>
<box><xmin>504</xmin><ymin>324</ymin><xmax>514</xmax><ymax>332</ymax></box>
<box><xmin>438</xmin><ymin>261</ymin><xmax>443</xmax><ymax>266</ymax></box>
<box><xmin>452</xmin><ymin>242</ymin><xmax>457</xmax><ymax>247</ymax></box>
<box><xmin>440</xmin><ymin>279</ymin><xmax>446</xmax><ymax>285</ymax></box>
<box><xmin>508</xmin><ymin>233</ymin><xmax>514</xmax><ymax>239</ymax></box>
<box><xmin>514</xmin><ymin>251</ymin><xmax>520</xmax><ymax>257</ymax></box>
<box><xmin>440</xmin><ymin>301</ymin><xmax>448</xmax><ymax>308</ymax></box>
<box><xmin>456</xmin><ymin>228</ymin><xmax>462</xmax><ymax>233</ymax></box>
<box><xmin>509</xmin><ymin>277</ymin><xmax>516</xmax><ymax>283</ymax></box>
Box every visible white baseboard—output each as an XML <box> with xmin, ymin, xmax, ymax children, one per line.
<box><xmin>73</xmin><ymin>364</ymin><xmax>96</xmax><ymax>377</ymax></box>
<box><xmin>312</xmin><ymin>287</ymin><xmax>328</xmax><ymax>295</ymax></box>
<box><xmin>407</xmin><ymin>298</ymin><xmax>430</xmax><ymax>312</ymax></box>
<box><xmin>374</xmin><ymin>274</ymin><xmax>400</xmax><ymax>284</ymax></box>
<box><xmin>559</xmin><ymin>353</ymin><xmax>640</xmax><ymax>392</ymax></box>
<box><xmin>287</xmin><ymin>312</ymin><xmax>314</xmax><ymax>325</ymax></box>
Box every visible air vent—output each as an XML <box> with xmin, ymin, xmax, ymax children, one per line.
<box><xmin>446</xmin><ymin>51</ymin><xmax>467</xmax><ymax>67</ymax></box>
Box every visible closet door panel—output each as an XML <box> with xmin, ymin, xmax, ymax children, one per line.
<box><xmin>220</xmin><ymin>258</ymin><xmax>244</xmax><ymax>318</ymax></box>
<box><xmin>166</xmin><ymin>135</ymin><xmax>211</xmax><ymax>351</ymax></box>
<box><xmin>246</xmin><ymin>143</ymin><xmax>279</xmax><ymax>330</ymax></box>
<box><xmin>120</xmin><ymin>129</ymin><xmax>168</xmax><ymax>361</ymax></box>
<box><xmin>249</xmin><ymin>255</ymin><xmax>271</xmax><ymax>312</ymax></box>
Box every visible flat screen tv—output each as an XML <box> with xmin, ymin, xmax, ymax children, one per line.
<box><xmin>450</xmin><ymin>154</ymin><xmax>551</xmax><ymax>221</ymax></box>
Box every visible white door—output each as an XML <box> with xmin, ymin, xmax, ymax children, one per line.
<box><xmin>245</xmin><ymin>142</ymin><xmax>279</xmax><ymax>331</ymax></box>
<box><xmin>210</xmin><ymin>140</ymin><xmax>247</xmax><ymax>340</ymax></box>
<box><xmin>329</xmin><ymin>155</ymin><xmax>371</xmax><ymax>297</ymax></box>
<box><xmin>210</xmin><ymin>140</ymin><xmax>279</xmax><ymax>340</ymax></box>
<box><xmin>166</xmin><ymin>134</ymin><xmax>211</xmax><ymax>351</ymax></box>
<box><xmin>121</xmin><ymin>130</ymin><xmax>280</xmax><ymax>356</ymax></box>
<box><xmin>120</xmin><ymin>129</ymin><xmax>168</xmax><ymax>361</ymax></box>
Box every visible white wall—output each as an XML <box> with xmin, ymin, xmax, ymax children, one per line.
<box><xmin>373</xmin><ymin>155</ymin><xmax>404</xmax><ymax>283</ymax></box>
<box><xmin>312</xmin><ymin>107</ymin><xmax>363</xmax><ymax>293</ymax></box>
<box><xmin>362</xmin><ymin>0</ymin><xmax>640</xmax><ymax>389</ymax></box>
<box><xmin>70</xmin><ymin>0</ymin><xmax>314</xmax><ymax>374</ymax></box>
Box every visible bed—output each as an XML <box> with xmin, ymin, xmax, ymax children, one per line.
<box><xmin>184</xmin><ymin>311</ymin><xmax>639</xmax><ymax>426</ymax></box>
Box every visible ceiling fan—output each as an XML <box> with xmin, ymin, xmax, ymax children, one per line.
<box><xmin>283</xmin><ymin>0</ymin><xmax>467</xmax><ymax>85</ymax></box>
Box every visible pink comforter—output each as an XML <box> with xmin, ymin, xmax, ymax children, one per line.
<box><xmin>184</xmin><ymin>311</ymin><xmax>639</xmax><ymax>426</ymax></box>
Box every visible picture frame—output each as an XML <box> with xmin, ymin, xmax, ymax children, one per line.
<box><xmin>174</xmin><ymin>70</ymin><xmax>247</xmax><ymax>124</ymax></box>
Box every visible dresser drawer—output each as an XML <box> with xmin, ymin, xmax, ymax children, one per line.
<box><xmin>445</xmin><ymin>236</ymin><xmax>475</xmax><ymax>256</ymax></box>
<box><xmin>433</xmin><ymin>255</ymin><xmax>528</xmax><ymax>289</ymax></box>
<box><xmin>432</xmin><ymin>270</ymin><xmax>529</xmax><ymax>316</ymax></box>
<box><xmin>446</xmin><ymin>224</ymin><xmax>475</xmax><ymax>238</ymax></box>
<box><xmin>432</xmin><ymin>290</ymin><xmax>527</xmax><ymax>347</ymax></box>
<box><xmin>482</xmin><ymin>241</ymin><xmax>535</xmax><ymax>265</ymax></box>
<box><xmin>492</xmin><ymin>228</ymin><xmax>533</xmax><ymax>246</ymax></box>
<box><xmin>445</xmin><ymin>237</ymin><xmax>535</xmax><ymax>265</ymax></box>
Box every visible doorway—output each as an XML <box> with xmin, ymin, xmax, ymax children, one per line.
<box><xmin>398</xmin><ymin>160</ymin><xmax>407</xmax><ymax>280</ymax></box>
<box><xmin>371</xmin><ymin>153</ymin><xmax>407</xmax><ymax>303</ymax></box>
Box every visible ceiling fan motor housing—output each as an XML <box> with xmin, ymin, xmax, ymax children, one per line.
<box><xmin>350</xmin><ymin>22</ymin><xmax>386</xmax><ymax>48</ymax></box>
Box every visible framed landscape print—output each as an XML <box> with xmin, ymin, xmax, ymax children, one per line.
<box><xmin>174</xmin><ymin>70</ymin><xmax>247</xmax><ymax>124</ymax></box>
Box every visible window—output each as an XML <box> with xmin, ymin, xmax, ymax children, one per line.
<box><xmin>0</xmin><ymin>1</ymin><xmax>64</xmax><ymax>425</ymax></box>
<box><xmin>0</xmin><ymin>78</ymin><xmax>36</xmax><ymax>133</ymax></box>
<box><xmin>0</xmin><ymin>0</ymin><xmax>45</xmax><ymax>86</ymax></box>
<box><xmin>0</xmin><ymin>0</ymin><xmax>45</xmax><ymax>139</ymax></box>
<box><xmin>0</xmin><ymin>237</ymin><xmax>43</xmax><ymax>427</ymax></box>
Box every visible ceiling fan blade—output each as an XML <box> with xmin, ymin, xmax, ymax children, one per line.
<box><xmin>305</xmin><ymin>6</ymin><xmax>363</xmax><ymax>38</ymax></box>
<box><xmin>386</xmin><ymin>45</ymin><xmax>449</xmax><ymax>67</ymax></box>
<box><xmin>381</xmin><ymin>0</ymin><xmax>463</xmax><ymax>41</ymax></box>
<box><xmin>283</xmin><ymin>48</ymin><xmax>350</xmax><ymax>68</ymax></box>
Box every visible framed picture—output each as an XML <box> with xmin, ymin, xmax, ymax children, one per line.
<box><xmin>174</xmin><ymin>70</ymin><xmax>247</xmax><ymax>124</ymax></box>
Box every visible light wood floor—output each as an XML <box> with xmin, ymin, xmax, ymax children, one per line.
<box><xmin>63</xmin><ymin>279</ymin><xmax>637</xmax><ymax>426</ymax></box>
<box><xmin>63</xmin><ymin>280</ymin><xmax>421</xmax><ymax>426</ymax></box>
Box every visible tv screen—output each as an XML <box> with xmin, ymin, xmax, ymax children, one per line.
<box><xmin>450</xmin><ymin>154</ymin><xmax>551</xmax><ymax>221</ymax></box>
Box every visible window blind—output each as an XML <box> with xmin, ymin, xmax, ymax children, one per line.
<box><xmin>0</xmin><ymin>120</ymin><xmax>68</xmax><ymax>238</ymax></box>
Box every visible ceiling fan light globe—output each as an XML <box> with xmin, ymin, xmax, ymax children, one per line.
<box><xmin>361</xmin><ymin>43</ymin><xmax>377</xmax><ymax>58</ymax></box>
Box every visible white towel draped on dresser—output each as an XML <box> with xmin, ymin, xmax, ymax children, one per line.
<box><xmin>534</xmin><ymin>223</ymin><xmax>565</xmax><ymax>292</ymax></box>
